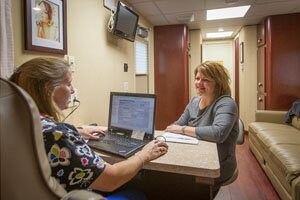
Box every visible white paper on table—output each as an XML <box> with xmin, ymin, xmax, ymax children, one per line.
<box><xmin>163</xmin><ymin>132</ymin><xmax>199</xmax><ymax>145</ymax></box>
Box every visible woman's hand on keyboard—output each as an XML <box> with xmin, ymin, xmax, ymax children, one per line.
<box><xmin>77</xmin><ymin>125</ymin><xmax>106</xmax><ymax>140</ymax></box>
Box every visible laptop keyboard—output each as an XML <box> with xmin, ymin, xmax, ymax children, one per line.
<box><xmin>102</xmin><ymin>134</ymin><xmax>146</xmax><ymax>148</ymax></box>
<box><xmin>87</xmin><ymin>132</ymin><xmax>150</xmax><ymax>157</ymax></box>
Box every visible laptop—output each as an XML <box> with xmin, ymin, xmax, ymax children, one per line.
<box><xmin>88</xmin><ymin>92</ymin><xmax>156</xmax><ymax>158</ymax></box>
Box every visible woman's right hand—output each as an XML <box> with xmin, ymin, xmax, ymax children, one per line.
<box><xmin>136</xmin><ymin>140</ymin><xmax>168</xmax><ymax>163</ymax></box>
<box><xmin>90</xmin><ymin>139</ymin><xmax>168</xmax><ymax>192</ymax></box>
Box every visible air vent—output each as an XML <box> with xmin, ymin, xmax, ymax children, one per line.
<box><xmin>137</xmin><ymin>26</ymin><xmax>148</xmax><ymax>38</ymax></box>
<box><xmin>176</xmin><ymin>13</ymin><xmax>195</xmax><ymax>23</ymax></box>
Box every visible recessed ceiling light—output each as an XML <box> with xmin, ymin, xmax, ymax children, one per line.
<box><xmin>218</xmin><ymin>28</ymin><xmax>224</xmax><ymax>32</ymax></box>
<box><xmin>207</xmin><ymin>5</ymin><xmax>250</xmax><ymax>20</ymax></box>
<box><xmin>206</xmin><ymin>31</ymin><xmax>233</xmax><ymax>38</ymax></box>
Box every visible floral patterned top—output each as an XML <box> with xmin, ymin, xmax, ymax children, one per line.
<box><xmin>40</xmin><ymin>115</ymin><xmax>106</xmax><ymax>192</ymax></box>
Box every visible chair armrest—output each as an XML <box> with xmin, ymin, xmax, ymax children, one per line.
<box><xmin>61</xmin><ymin>190</ymin><xmax>105</xmax><ymax>200</ymax></box>
<box><xmin>255</xmin><ymin>110</ymin><xmax>286</xmax><ymax>124</ymax></box>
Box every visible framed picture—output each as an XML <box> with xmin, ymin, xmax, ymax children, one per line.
<box><xmin>239</xmin><ymin>42</ymin><xmax>244</xmax><ymax>63</ymax></box>
<box><xmin>25</xmin><ymin>0</ymin><xmax>67</xmax><ymax>54</ymax></box>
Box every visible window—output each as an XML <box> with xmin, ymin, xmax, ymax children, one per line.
<box><xmin>135</xmin><ymin>39</ymin><xmax>148</xmax><ymax>75</ymax></box>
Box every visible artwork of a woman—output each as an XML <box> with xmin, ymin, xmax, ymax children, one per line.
<box><xmin>36</xmin><ymin>0</ymin><xmax>59</xmax><ymax>41</ymax></box>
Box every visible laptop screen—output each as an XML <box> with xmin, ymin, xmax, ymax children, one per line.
<box><xmin>108</xmin><ymin>92</ymin><xmax>156</xmax><ymax>138</ymax></box>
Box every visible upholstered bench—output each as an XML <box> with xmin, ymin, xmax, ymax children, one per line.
<box><xmin>248</xmin><ymin>110</ymin><xmax>300</xmax><ymax>200</ymax></box>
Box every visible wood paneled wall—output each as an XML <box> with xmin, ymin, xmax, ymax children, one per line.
<box><xmin>257</xmin><ymin>13</ymin><xmax>300</xmax><ymax>110</ymax></box>
<box><xmin>154</xmin><ymin>25</ymin><xmax>189</xmax><ymax>130</ymax></box>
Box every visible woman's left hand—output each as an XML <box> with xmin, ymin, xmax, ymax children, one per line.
<box><xmin>77</xmin><ymin>125</ymin><xmax>106</xmax><ymax>140</ymax></box>
<box><xmin>164</xmin><ymin>124</ymin><xmax>184</xmax><ymax>134</ymax></box>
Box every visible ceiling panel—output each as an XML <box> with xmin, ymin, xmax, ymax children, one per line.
<box><xmin>155</xmin><ymin>0</ymin><xmax>205</xmax><ymax>14</ymax></box>
<box><xmin>125</xmin><ymin>0</ymin><xmax>300</xmax><ymax>40</ymax></box>
<box><xmin>146</xmin><ymin>15</ymin><xmax>169</xmax><ymax>25</ymax></box>
<box><xmin>294</xmin><ymin>5</ymin><xmax>300</xmax><ymax>11</ymax></box>
<box><xmin>247</xmin><ymin>1</ymin><xmax>300</xmax><ymax>16</ymax></box>
<box><xmin>131</xmin><ymin>2</ymin><xmax>162</xmax><ymax>16</ymax></box>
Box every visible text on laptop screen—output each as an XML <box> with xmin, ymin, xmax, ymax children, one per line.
<box><xmin>110</xmin><ymin>93</ymin><xmax>155</xmax><ymax>135</ymax></box>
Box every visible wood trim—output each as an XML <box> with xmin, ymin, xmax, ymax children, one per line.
<box><xmin>234</xmin><ymin>38</ymin><xmax>240</xmax><ymax>110</ymax></box>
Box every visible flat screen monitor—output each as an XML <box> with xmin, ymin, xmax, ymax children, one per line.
<box><xmin>113</xmin><ymin>1</ymin><xmax>139</xmax><ymax>42</ymax></box>
<box><xmin>108</xmin><ymin>92</ymin><xmax>156</xmax><ymax>138</ymax></box>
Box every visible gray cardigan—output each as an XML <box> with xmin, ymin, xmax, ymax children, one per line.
<box><xmin>175</xmin><ymin>95</ymin><xmax>239</xmax><ymax>186</ymax></box>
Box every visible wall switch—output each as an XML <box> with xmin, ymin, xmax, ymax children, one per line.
<box><xmin>124</xmin><ymin>63</ymin><xmax>128</xmax><ymax>72</ymax></box>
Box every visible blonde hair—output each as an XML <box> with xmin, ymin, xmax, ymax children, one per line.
<box><xmin>194</xmin><ymin>61</ymin><xmax>231</xmax><ymax>98</ymax></box>
<box><xmin>10</xmin><ymin>57</ymin><xmax>70</xmax><ymax>121</ymax></box>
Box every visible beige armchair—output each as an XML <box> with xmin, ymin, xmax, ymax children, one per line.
<box><xmin>0</xmin><ymin>78</ymin><xmax>104</xmax><ymax>200</ymax></box>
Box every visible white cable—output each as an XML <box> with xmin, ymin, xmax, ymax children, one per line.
<box><xmin>107</xmin><ymin>7</ymin><xmax>116</xmax><ymax>32</ymax></box>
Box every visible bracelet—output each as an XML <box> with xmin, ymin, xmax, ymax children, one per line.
<box><xmin>181</xmin><ymin>126</ymin><xmax>187</xmax><ymax>134</ymax></box>
<box><xmin>134</xmin><ymin>153</ymin><xmax>144</xmax><ymax>168</ymax></box>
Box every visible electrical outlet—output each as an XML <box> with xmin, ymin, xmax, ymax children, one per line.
<box><xmin>68</xmin><ymin>56</ymin><xmax>75</xmax><ymax>66</ymax></box>
<box><xmin>123</xmin><ymin>82</ymin><xmax>128</xmax><ymax>92</ymax></box>
<box><xmin>64</xmin><ymin>55</ymin><xmax>76</xmax><ymax>71</ymax></box>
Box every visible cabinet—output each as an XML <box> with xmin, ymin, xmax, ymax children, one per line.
<box><xmin>257</xmin><ymin>13</ymin><xmax>300</xmax><ymax>110</ymax></box>
<box><xmin>257</xmin><ymin>46</ymin><xmax>266</xmax><ymax>110</ymax></box>
<box><xmin>154</xmin><ymin>25</ymin><xmax>189</xmax><ymax>129</ymax></box>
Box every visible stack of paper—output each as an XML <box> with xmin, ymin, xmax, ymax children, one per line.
<box><xmin>163</xmin><ymin>132</ymin><xmax>199</xmax><ymax>145</ymax></box>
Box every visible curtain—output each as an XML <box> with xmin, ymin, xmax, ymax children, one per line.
<box><xmin>0</xmin><ymin>0</ymin><xmax>14</xmax><ymax>79</ymax></box>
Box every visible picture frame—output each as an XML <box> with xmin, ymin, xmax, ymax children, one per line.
<box><xmin>25</xmin><ymin>0</ymin><xmax>67</xmax><ymax>54</ymax></box>
<box><xmin>239</xmin><ymin>42</ymin><xmax>244</xmax><ymax>63</ymax></box>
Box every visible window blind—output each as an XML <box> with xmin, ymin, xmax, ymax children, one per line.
<box><xmin>135</xmin><ymin>40</ymin><xmax>148</xmax><ymax>75</ymax></box>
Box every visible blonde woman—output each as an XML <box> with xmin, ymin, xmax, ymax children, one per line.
<box><xmin>10</xmin><ymin>57</ymin><xmax>168</xmax><ymax>199</ymax></box>
<box><xmin>165</xmin><ymin>61</ymin><xmax>239</xmax><ymax>197</ymax></box>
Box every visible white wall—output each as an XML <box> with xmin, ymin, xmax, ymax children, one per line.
<box><xmin>12</xmin><ymin>0</ymin><xmax>154</xmax><ymax>126</ymax></box>
<box><xmin>236</xmin><ymin>25</ymin><xmax>257</xmax><ymax>130</ymax></box>
<box><xmin>202</xmin><ymin>40</ymin><xmax>235</xmax><ymax>97</ymax></box>
<box><xmin>12</xmin><ymin>0</ymin><xmax>257</xmax><ymax>130</ymax></box>
<box><xmin>189</xmin><ymin>30</ymin><xmax>202</xmax><ymax>99</ymax></box>
<box><xmin>201</xmin><ymin>32</ymin><xmax>258</xmax><ymax>131</ymax></box>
